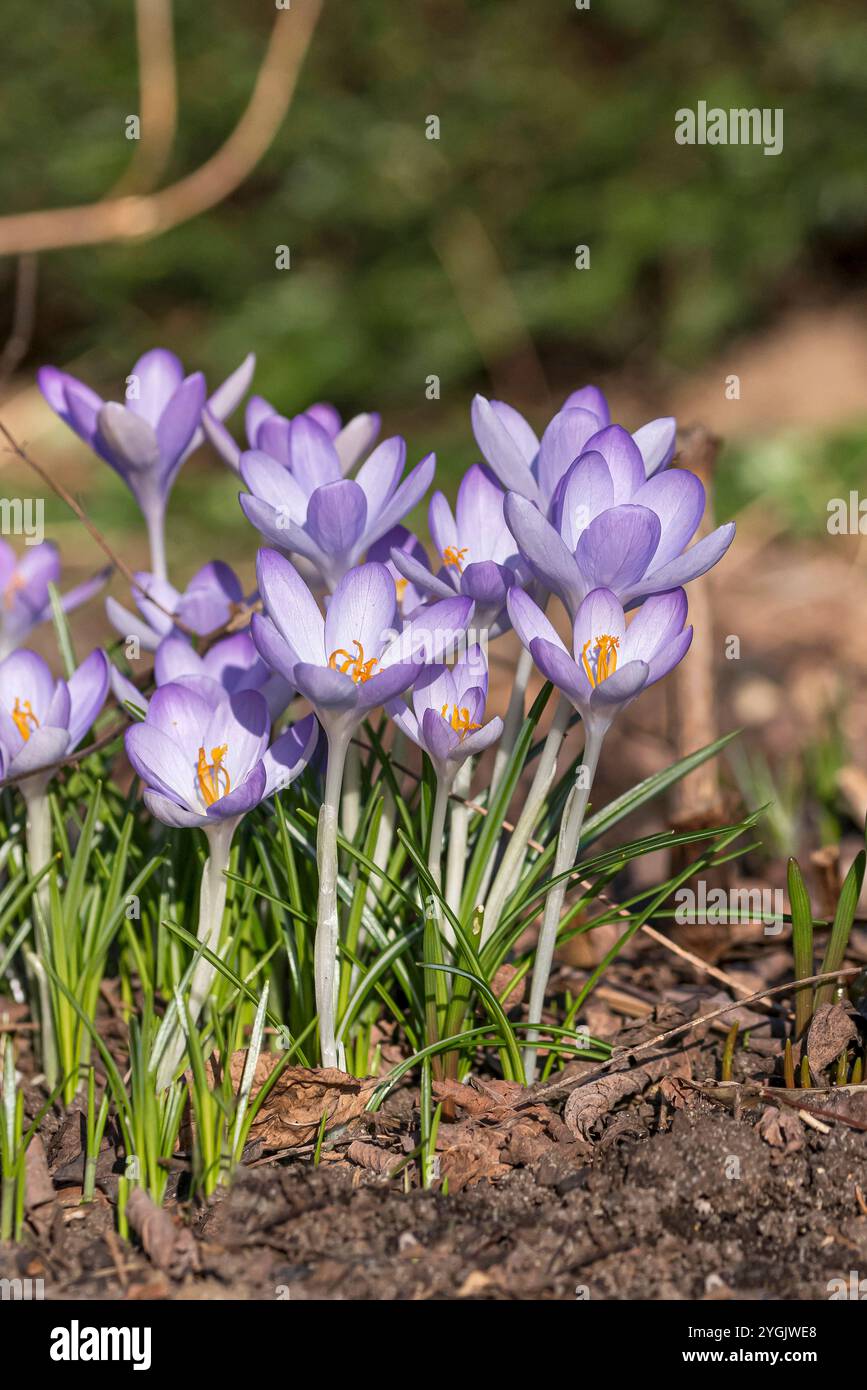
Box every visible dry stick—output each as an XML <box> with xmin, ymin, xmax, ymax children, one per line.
<box><xmin>0</xmin><ymin>255</ymin><xmax>38</xmax><ymax>385</ymax></box>
<box><xmin>0</xmin><ymin>3</ymin><xmax>323</xmax><ymax>256</ymax></box>
<box><xmin>524</xmin><ymin>966</ymin><xmax>861</xmax><ymax>1107</ymax></box>
<box><xmin>110</xmin><ymin>0</ymin><xmax>179</xmax><ymax>198</ymax></box>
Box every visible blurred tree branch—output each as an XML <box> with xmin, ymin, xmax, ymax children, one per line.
<box><xmin>0</xmin><ymin>1</ymin><xmax>322</xmax><ymax>257</ymax></box>
<box><xmin>110</xmin><ymin>0</ymin><xmax>179</xmax><ymax>197</ymax></box>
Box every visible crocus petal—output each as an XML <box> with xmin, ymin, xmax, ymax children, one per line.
<box><xmin>0</xmin><ymin>648</ymin><xmax>57</xmax><ymax>725</ymax></box>
<box><xmin>306</xmin><ymin>480</ymin><xmax>368</xmax><ymax>559</ymax></box>
<box><xmin>143</xmin><ymin>789</ymin><xmax>208</xmax><ymax>829</ymax></box>
<box><xmin>334</xmin><ymin>413</ymin><xmax>381</xmax><ymax>474</ymax></box>
<box><xmin>583</xmin><ymin>425</ymin><xmax>646</xmax><ymax>504</ymax></box>
<box><xmin>562</xmin><ymin>385</ymin><xmax>609</xmax><ymax>426</ymax></box>
<box><xmin>412</xmin><ymin>664</ymin><xmax>457</xmax><ymax>720</ymax></box>
<box><xmin>354</xmin><ymin>660</ymin><xmax>419</xmax><ymax>713</ymax></box>
<box><xmin>535</xmin><ymin>408</ymin><xmax>600</xmax><ymax>509</ymax></box>
<box><xmin>8</xmin><ymin>725</ymin><xmax>70</xmax><ymax>780</ymax></box>
<box><xmin>207</xmin><ymin>353</ymin><xmax>256</xmax><ymax>424</ymax></box>
<box><xmin>240</xmin><ymin>493</ymin><xmax>328</xmax><ymax>568</ymax></box>
<box><xmin>66</xmin><ymin>649</ymin><xmax>109</xmax><ymax>749</ymax></box>
<box><xmin>110</xmin><ymin>665</ymin><xmax>149</xmax><ymax>716</ymax></box>
<box><xmin>157</xmin><ymin>373</ymin><xmax>207</xmax><ymax>481</ymax></box>
<box><xmin>506</xmin><ymin>586</ymin><xmax>569</xmax><ymax>655</ymax></box>
<box><xmin>429</xmin><ymin>492</ymin><xmax>458</xmax><ymax>562</ymax></box>
<box><xmin>263</xmin><ymin>713</ymin><xmax>318</xmax><ymax>796</ymax></box>
<box><xmin>632</xmin><ymin>470</ymin><xmax>705</xmax><ymax>571</ymax></box>
<box><xmin>471</xmin><ymin>395</ymin><xmax>540</xmax><ymax>504</ymax></box>
<box><xmin>201</xmin><ymin>632</ymin><xmax>263</xmax><ymax>692</ymax></box>
<box><xmin>202</xmin><ymin>409</ymin><xmax>242</xmax><ymax>470</ymax></box>
<box><xmin>126</xmin><ymin>349</ymin><xmax>185</xmax><ymax>428</ymax></box>
<box><xmin>250</xmin><ymin>612</ymin><xmax>301</xmax><ymax>685</ymax></box>
<box><xmin>645</xmin><ymin>627</ymin><xmax>693</xmax><ymax>686</ymax></box>
<box><xmin>461</xmin><ymin>560</ymin><xmax>512</xmax><ymax>610</ymax></box>
<box><xmin>257</xmin><ymin>414</ymin><xmax>293</xmax><ymax>468</ymax></box>
<box><xmin>454</xmin><ymin>716</ymin><xmax>503</xmax><ymax>760</ymax></box>
<box><xmin>105</xmin><ymin>596</ymin><xmax>162</xmax><ymax>652</ymax></box>
<box><xmin>633</xmin><ymin>417</ymin><xmax>677</xmax><ymax>477</ymax></box>
<box><xmin>125</xmin><ymin>722</ymin><xmax>198</xmax><ymax>806</ymax></box>
<box><xmin>622</xmin><ymin>589</ymin><xmax>688</xmax><ymax>665</ymax></box>
<box><xmin>572</xmin><ymin>587</ymin><xmax>627</xmax><ymax>658</ymax></box>
<box><xmin>246</xmin><ymin>395</ymin><xmax>276</xmax><ymax>447</ymax></box>
<box><xmin>241</xmin><ymin>449</ymin><xmax>307</xmax><ymax>515</ymax></box>
<box><xmin>288</xmin><ymin>416</ymin><xmax>342</xmax><ymax>492</ymax></box>
<box><xmin>557</xmin><ymin>451</ymin><xmax>614</xmax><ymax>551</ymax></box>
<box><xmin>96</xmin><ymin>404</ymin><xmax>160</xmax><ymax>476</ymax></box>
<box><xmin>386</xmin><ymin>697</ymin><xmax>420</xmax><ymax>746</ymax></box>
<box><xmin>390</xmin><ymin>547</ymin><xmax>454</xmax><ymax>600</ymax></box>
<box><xmin>529</xmin><ymin>636</ymin><xmax>587</xmax><ymax>704</ymax></box>
<box><xmin>154</xmin><ymin>636</ymin><xmax>204</xmax><ymax>685</ymax></box>
<box><xmin>293</xmin><ymin>662</ymin><xmax>359</xmax><ymax>712</ymax></box>
<box><xmin>256</xmin><ymin>549</ymin><xmax>325</xmax><ymax>663</ymax></box>
<box><xmin>379</xmin><ymin>595</ymin><xmax>474</xmax><ymax>669</ymax></box>
<box><xmin>205</xmin><ymin>688</ymin><xmax>270</xmax><ymax>776</ymax></box>
<box><xmin>631</xmin><ymin>522</ymin><xmax>736</xmax><ymax>600</ymax></box>
<box><xmin>206</xmin><ymin>760</ymin><xmax>267</xmax><ymax>820</ymax></box>
<box><xmin>353</xmin><ymin>436</ymin><xmax>405</xmax><ymax>522</ymax></box>
<box><xmin>362</xmin><ymin>452</ymin><xmax>436</xmax><ymax>551</ymax></box>
<box><xmin>146</xmin><ymin>682</ymin><xmax>214</xmax><ymax>752</ymax></box>
<box><xmin>421</xmin><ymin>706</ymin><xmax>459</xmax><ymax>763</ymax></box>
<box><xmin>575</xmin><ymin>505</ymin><xmax>661</xmax><ymax>594</ymax></box>
<box><xmin>324</xmin><ymin>562</ymin><xmax>396</xmax><ymax>664</ymax></box>
<box><xmin>486</xmin><ymin>400</ymin><xmax>539</xmax><ymax>462</ymax></box>
<box><xmin>504</xmin><ymin>493</ymin><xmax>584</xmax><ymax>615</ymax></box>
<box><xmin>589</xmin><ymin>659</ymin><xmax>649</xmax><ymax>707</ymax></box>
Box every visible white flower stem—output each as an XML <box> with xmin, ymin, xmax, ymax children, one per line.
<box><xmin>145</xmin><ymin>506</ymin><xmax>168</xmax><ymax>585</ymax></box>
<box><xmin>522</xmin><ymin>726</ymin><xmax>604</xmax><ymax>1084</ymax></box>
<box><xmin>155</xmin><ymin>817</ymin><xmax>237</xmax><ymax>1091</ymax></box>
<box><xmin>481</xmin><ymin>696</ymin><xmax>572</xmax><ymax>947</ymax></box>
<box><xmin>22</xmin><ymin>785</ymin><xmax>57</xmax><ymax>1085</ymax></box>
<box><xmin>341</xmin><ymin>740</ymin><xmax>361</xmax><ymax>842</ymax></box>
<box><xmin>444</xmin><ymin>757</ymin><xmax>472</xmax><ymax>917</ymax></box>
<box><xmin>316</xmin><ymin>727</ymin><xmax>351</xmax><ymax>1069</ymax></box>
<box><xmin>489</xmin><ymin>646</ymin><xmax>534</xmax><ymax>795</ymax></box>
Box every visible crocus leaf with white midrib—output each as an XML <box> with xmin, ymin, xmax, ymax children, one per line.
<box><xmin>39</xmin><ymin>348</ymin><xmax>254</xmax><ymax>582</ymax></box>
<box><xmin>506</xmin><ymin>582</ymin><xmax>694</xmax><ymax>1082</ymax></box>
<box><xmin>252</xmin><ymin>546</ymin><xmax>475</xmax><ymax>1066</ymax></box>
<box><xmin>124</xmin><ymin>682</ymin><xmax>318</xmax><ymax>1089</ymax></box>
<box><xmin>238</xmin><ymin>417</ymin><xmax>435</xmax><ymax>591</ymax></box>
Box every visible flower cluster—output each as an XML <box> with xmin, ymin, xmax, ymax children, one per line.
<box><xmin>29</xmin><ymin>353</ymin><xmax>735</xmax><ymax>1081</ymax></box>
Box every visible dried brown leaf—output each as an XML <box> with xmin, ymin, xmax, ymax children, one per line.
<box><xmin>806</xmin><ymin>1003</ymin><xmax>857</xmax><ymax>1076</ymax></box>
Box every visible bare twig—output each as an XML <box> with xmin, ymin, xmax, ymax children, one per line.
<box><xmin>0</xmin><ymin>3</ymin><xmax>322</xmax><ymax>256</ymax></box>
<box><xmin>0</xmin><ymin>255</ymin><xmax>38</xmax><ymax>385</ymax></box>
<box><xmin>110</xmin><ymin>0</ymin><xmax>179</xmax><ymax>197</ymax></box>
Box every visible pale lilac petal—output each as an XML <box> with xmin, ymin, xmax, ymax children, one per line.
<box><xmin>257</xmin><ymin>414</ymin><xmax>293</xmax><ymax>468</ymax></box>
<box><xmin>288</xmin><ymin>416</ymin><xmax>342</xmax><ymax>492</ymax></box>
<box><xmin>421</xmin><ymin>706</ymin><xmax>459</xmax><ymax>763</ymax></box>
<box><xmin>461</xmin><ymin>560</ymin><xmax>512</xmax><ymax>611</ymax></box>
<box><xmin>562</xmin><ymin>385</ymin><xmax>609</xmax><ymax>426</ymax></box>
<box><xmin>452</xmin><ymin>642</ymin><xmax>488</xmax><ymax>700</ymax></box>
<box><xmin>305</xmin><ymin>402</ymin><xmax>341</xmax><ymax>438</ymax></box>
<box><xmin>354</xmin><ymin>660</ymin><xmax>418</xmax><ymax>712</ymax></box>
<box><xmin>471</xmin><ymin>395</ymin><xmax>540</xmax><ymax>504</ymax></box>
<box><xmin>589</xmin><ymin>659</ymin><xmax>649</xmax><ymax>707</ymax></box>
<box><xmin>202</xmin><ymin>408</ymin><xmax>242</xmax><ymax>470</ymax></box>
<box><xmin>454</xmin><ymin>464</ymin><xmax>512</xmax><ymax>562</ymax></box>
<box><xmin>487</xmin><ymin>400</ymin><xmax>539</xmax><ymax>463</ymax></box>
<box><xmin>575</xmin><ymin>505</ymin><xmax>661</xmax><ymax>594</ymax></box>
<box><xmin>390</xmin><ymin>545</ymin><xmax>454</xmax><ymax>600</ymax></box>
<box><xmin>633</xmin><ymin>417</ymin><xmax>677</xmax><ymax>477</ymax></box>
<box><xmin>504</xmin><ymin>492</ymin><xmax>584</xmax><ymax>615</ymax></box>
<box><xmin>66</xmin><ymin>649</ymin><xmax>109</xmax><ymax>748</ymax></box>
<box><xmin>263</xmin><ymin>713</ymin><xmax>318</xmax><ymax>796</ymax></box>
<box><xmin>583</xmin><ymin>425</ymin><xmax>645</xmax><ymax>504</ymax></box>
<box><xmin>256</xmin><ymin>548</ymin><xmax>325</xmax><ymax>662</ymax></box>
<box><xmin>105</xmin><ymin>596</ymin><xmax>161</xmax><ymax>651</ymax></box>
<box><xmin>506</xmin><ymin>586</ymin><xmax>568</xmax><ymax>654</ymax></box>
<box><xmin>207</xmin><ymin>353</ymin><xmax>256</xmax><ymax>423</ymax></box>
<box><xmin>154</xmin><ymin>636</ymin><xmax>204</xmax><ymax>685</ymax></box>
<box><xmin>324</xmin><ymin>562</ymin><xmax>396</xmax><ymax>662</ymax></box>
<box><xmin>240</xmin><ymin>493</ymin><xmax>327</xmax><ymax>567</ymax></box>
<box><xmin>201</xmin><ymin>632</ymin><xmax>263</xmax><ymax>692</ymax></box>
<box><xmin>157</xmin><ymin>373</ymin><xmax>206</xmax><ymax>478</ymax></box>
<box><xmin>246</xmin><ymin>395</ymin><xmax>277</xmax><ymax>447</ymax></box>
<box><xmin>143</xmin><ymin>789</ymin><xmax>208</xmax><ymax>829</ymax></box>
<box><xmin>363</xmin><ymin>452</ymin><xmax>436</xmax><ymax>550</ymax></box>
<box><xmin>334</xmin><ymin>413</ymin><xmax>381</xmax><ymax>473</ymax></box>
<box><xmin>572</xmin><ymin>588</ymin><xmax>627</xmax><ymax>660</ymax></box>
<box><xmin>412</xmin><ymin>665</ymin><xmax>456</xmax><ymax>721</ymax></box>
<box><xmin>0</xmin><ymin>649</ymin><xmax>57</xmax><ymax>724</ymax></box>
<box><xmin>96</xmin><ymin>404</ymin><xmax>160</xmax><ymax>475</ymax></box>
<box><xmin>206</xmin><ymin>761</ymin><xmax>267</xmax><ymax>820</ymax></box>
<box><xmin>293</xmin><ymin>662</ymin><xmax>359</xmax><ymax>712</ymax></box>
<box><xmin>454</xmin><ymin>716</ymin><xmax>503</xmax><ymax>760</ymax></box>
<box><xmin>353</xmin><ymin>436</ymin><xmax>405</xmax><ymax>522</ymax></box>
<box><xmin>380</xmin><ymin>595</ymin><xmax>474</xmax><ymax>669</ymax></box>
<box><xmin>529</xmin><ymin>637</ymin><xmax>586</xmax><ymax>704</ymax></box>
<box><xmin>8</xmin><ymin>725</ymin><xmax>70</xmax><ymax>780</ymax></box>
<box><xmin>205</xmin><ymin>689</ymin><xmax>270</xmax><ymax>779</ymax></box>
<box><xmin>250</xmin><ymin>612</ymin><xmax>300</xmax><ymax>685</ymax></box>
<box><xmin>645</xmin><ymin>627</ymin><xmax>693</xmax><ymax>686</ymax></box>
<box><xmin>306</xmin><ymin>480</ymin><xmax>368</xmax><ymax>559</ymax></box>
<box><xmin>126</xmin><ymin>349</ymin><xmax>184</xmax><ymax>427</ymax></box>
<box><xmin>631</xmin><ymin>522</ymin><xmax>736</xmax><ymax>600</ymax></box>
<box><xmin>622</xmin><ymin>589</ymin><xmax>688</xmax><ymax>666</ymax></box>
<box><xmin>126</xmin><ymin>722</ymin><xmax>197</xmax><ymax>805</ymax></box>
<box><xmin>535</xmin><ymin>408</ymin><xmax>600</xmax><ymax>508</ymax></box>
<box><xmin>241</xmin><ymin>449</ymin><xmax>310</xmax><ymax>519</ymax></box>
<box><xmin>111</xmin><ymin>665</ymin><xmax>148</xmax><ymax>716</ymax></box>
<box><xmin>557</xmin><ymin>452</ymin><xmax>614</xmax><ymax>551</ymax></box>
<box><xmin>632</xmin><ymin>470</ymin><xmax>704</xmax><ymax>570</ymax></box>
<box><xmin>429</xmin><ymin>492</ymin><xmax>458</xmax><ymax>561</ymax></box>
<box><xmin>146</xmin><ymin>683</ymin><xmax>213</xmax><ymax>751</ymax></box>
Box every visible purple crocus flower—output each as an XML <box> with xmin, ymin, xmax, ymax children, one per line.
<box><xmin>367</xmin><ymin>525</ymin><xmax>429</xmax><ymax>617</ymax></box>
<box><xmin>110</xmin><ymin>630</ymin><xmax>293</xmax><ymax>723</ymax></box>
<box><xmin>471</xmin><ymin>387</ymin><xmax>677</xmax><ymax>517</ymax></box>
<box><xmin>251</xmin><ymin>549</ymin><xmax>474</xmax><ymax>736</ymax></box>
<box><xmin>507</xmin><ymin>584</ymin><xmax>692</xmax><ymax>739</ymax></box>
<box><xmin>503</xmin><ymin>439</ymin><xmax>735</xmax><ymax>618</ymax></box>
<box><xmin>203</xmin><ymin>392</ymin><xmax>380</xmax><ymax>477</ymax></box>
<box><xmin>106</xmin><ymin>561</ymin><xmax>248</xmax><ymax>652</ymax></box>
<box><xmin>39</xmin><ymin>349</ymin><xmax>255</xmax><ymax>582</ymax></box>
<box><xmin>125</xmin><ymin>683</ymin><xmax>317</xmax><ymax>830</ymax></box>
<box><xmin>387</xmin><ymin>644</ymin><xmax>503</xmax><ymax>780</ymax></box>
<box><xmin>0</xmin><ymin>647</ymin><xmax>109</xmax><ymax>789</ymax></box>
<box><xmin>238</xmin><ymin>418</ymin><xmax>435</xmax><ymax>591</ymax></box>
<box><xmin>0</xmin><ymin>540</ymin><xmax>110</xmax><ymax>660</ymax></box>
<box><xmin>390</xmin><ymin>464</ymin><xmax>522</xmax><ymax>633</ymax></box>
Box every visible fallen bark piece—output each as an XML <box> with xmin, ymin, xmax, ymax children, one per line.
<box><xmin>347</xmin><ymin>1139</ymin><xmax>404</xmax><ymax>1177</ymax></box>
<box><xmin>757</xmin><ymin>1105</ymin><xmax>804</xmax><ymax>1155</ymax></box>
<box><xmin>125</xmin><ymin>1188</ymin><xmax>200</xmax><ymax>1277</ymax></box>
<box><xmin>224</xmin><ymin>1056</ymin><xmax>378</xmax><ymax>1148</ymax></box>
<box><xmin>806</xmin><ymin>1003</ymin><xmax>858</xmax><ymax>1076</ymax></box>
<box><xmin>25</xmin><ymin>1135</ymin><xmax>55</xmax><ymax>1238</ymax></box>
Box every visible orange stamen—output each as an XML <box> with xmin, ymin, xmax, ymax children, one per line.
<box><xmin>580</xmin><ymin>634</ymin><xmax>620</xmax><ymax>688</ymax></box>
<box><xmin>328</xmin><ymin>639</ymin><xmax>378</xmax><ymax>684</ymax></box>
<box><xmin>11</xmin><ymin>698</ymin><xmax>39</xmax><ymax>742</ymax></box>
<box><xmin>196</xmin><ymin>744</ymin><xmax>230</xmax><ymax>807</ymax></box>
<box><xmin>443</xmin><ymin>545</ymin><xmax>468</xmax><ymax>573</ymax></box>
<box><xmin>3</xmin><ymin>572</ymin><xmax>25</xmax><ymax>611</ymax></box>
<box><xmin>441</xmin><ymin>702</ymin><xmax>481</xmax><ymax>738</ymax></box>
